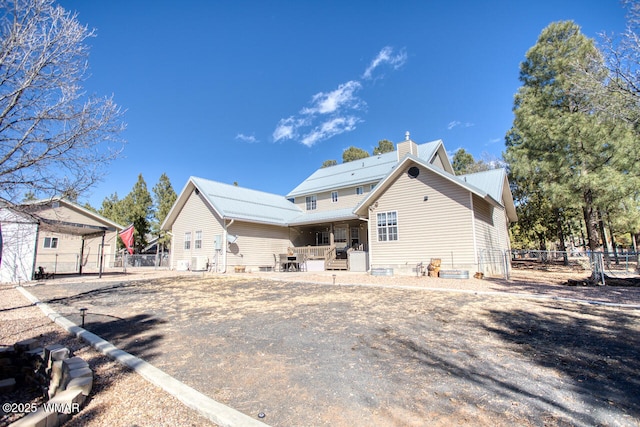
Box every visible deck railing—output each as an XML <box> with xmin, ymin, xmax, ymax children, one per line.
<box><xmin>291</xmin><ymin>245</ymin><xmax>334</xmax><ymax>260</ymax></box>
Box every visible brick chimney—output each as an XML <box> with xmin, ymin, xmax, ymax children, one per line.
<box><xmin>397</xmin><ymin>131</ymin><xmax>418</xmax><ymax>161</ymax></box>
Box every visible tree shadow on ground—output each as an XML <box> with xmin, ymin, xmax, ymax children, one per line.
<box><xmin>64</xmin><ymin>312</ymin><xmax>166</xmax><ymax>362</ymax></box>
<box><xmin>480</xmin><ymin>303</ymin><xmax>640</xmax><ymax>423</ymax></box>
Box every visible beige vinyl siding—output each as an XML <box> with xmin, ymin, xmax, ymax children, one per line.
<box><xmin>473</xmin><ymin>195</ymin><xmax>499</xmax><ymax>252</ymax></box>
<box><xmin>473</xmin><ymin>194</ymin><xmax>511</xmax><ymax>253</ymax></box>
<box><xmin>35</xmin><ymin>204</ymin><xmax>108</xmax><ymax>228</ymax></box>
<box><xmin>496</xmin><ymin>206</ymin><xmax>511</xmax><ymax>252</ymax></box>
<box><xmin>171</xmin><ymin>189</ymin><xmax>224</xmax><ymax>269</ymax></box>
<box><xmin>369</xmin><ymin>167</ymin><xmax>476</xmax><ymax>273</ymax></box>
<box><xmin>226</xmin><ymin>221</ymin><xmax>291</xmax><ymax>270</ymax></box>
<box><xmin>293</xmin><ymin>182</ymin><xmax>378</xmax><ymax>212</ymax></box>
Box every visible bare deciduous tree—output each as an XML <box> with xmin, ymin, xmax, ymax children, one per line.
<box><xmin>0</xmin><ymin>0</ymin><xmax>125</xmax><ymax>203</ymax></box>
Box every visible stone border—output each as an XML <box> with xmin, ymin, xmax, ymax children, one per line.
<box><xmin>15</xmin><ymin>286</ymin><xmax>269</xmax><ymax>427</ymax></box>
<box><xmin>4</xmin><ymin>339</ymin><xmax>92</xmax><ymax>427</ymax></box>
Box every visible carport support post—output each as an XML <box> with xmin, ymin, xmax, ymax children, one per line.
<box><xmin>79</xmin><ymin>238</ymin><xmax>85</xmax><ymax>275</ymax></box>
<box><xmin>98</xmin><ymin>232</ymin><xmax>105</xmax><ymax>278</ymax></box>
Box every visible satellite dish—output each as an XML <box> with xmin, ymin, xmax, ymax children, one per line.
<box><xmin>227</xmin><ymin>234</ymin><xmax>238</xmax><ymax>244</ymax></box>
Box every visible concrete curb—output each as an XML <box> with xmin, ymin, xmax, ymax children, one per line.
<box><xmin>15</xmin><ymin>286</ymin><xmax>269</xmax><ymax>427</ymax></box>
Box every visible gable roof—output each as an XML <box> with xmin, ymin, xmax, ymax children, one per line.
<box><xmin>162</xmin><ymin>177</ymin><xmax>304</xmax><ymax>229</ymax></box>
<box><xmin>20</xmin><ymin>198</ymin><xmax>124</xmax><ymax>235</ymax></box>
<box><xmin>461</xmin><ymin>169</ymin><xmax>517</xmax><ymax>222</ymax></box>
<box><xmin>286</xmin><ymin>140</ymin><xmax>444</xmax><ymax>198</ymax></box>
<box><xmin>353</xmin><ymin>155</ymin><xmax>513</xmax><ymax>217</ymax></box>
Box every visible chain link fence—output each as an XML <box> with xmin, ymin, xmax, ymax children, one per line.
<box><xmin>510</xmin><ymin>249</ymin><xmax>639</xmax><ymax>285</ymax></box>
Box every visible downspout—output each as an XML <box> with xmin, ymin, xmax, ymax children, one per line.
<box><xmin>222</xmin><ymin>218</ymin><xmax>234</xmax><ymax>273</ymax></box>
<box><xmin>470</xmin><ymin>194</ymin><xmax>479</xmax><ymax>272</ymax></box>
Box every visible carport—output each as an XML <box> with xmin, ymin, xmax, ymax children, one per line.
<box><xmin>36</xmin><ymin>217</ymin><xmax>116</xmax><ymax>278</ymax></box>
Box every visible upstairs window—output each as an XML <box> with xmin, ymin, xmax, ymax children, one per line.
<box><xmin>331</xmin><ymin>191</ymin><xmax>338</xmax><ymax>203</ymax></box>
<box><xmin>43</xmin><ymin>237</ymin><xmax>58</xmax><ymax>249</ymax></box>
<box><xmin>306</xmin><ymin>195</ymin><xmax>317</xmax><ymax>210</ymax></box>
<box><xmin>377</xmin><ymin>211</ymin><xmax>398</xmax><ymax>241</ymax></box>
<box><xmin>184</xmin><ymin>232</ymin><xmax>191</xmax><ymax>250</ymax></box>
<box><xmin>356</xmin><ymin>186</ymin><xmax>364</xmax><ymax>195</ymax></box>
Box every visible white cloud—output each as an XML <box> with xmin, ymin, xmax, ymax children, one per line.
<box><xmin>447</xmin><ymin>121</ymin><xmax>461</xmax><ymax>130</ymax></box>
<box><xmin>273</xmin><ymin>46</ymin><xmax>406</xmax><ymax>146</ymax></box>
<box><xmin>362</xmin><ymin>46</ymin><xmax>407</xmax><ymax>80</ymax></box>
<box><xmin>235</xmin><ymin>133</ymin><xmax>258</xmax><ymax>143</ymax></box>
<box><xmin>301</xmin><ymin>81</ymin><xmax>363</xmax><ymax>115</ymax></box>
<box><xmin>301</xmin><ymin>116</ymin><xmax>360</xmax><ymax>147</ymax></box>
<box><xmin>447</xmin><ymin>121</ymin><xmax>475</xmax><ymax>130</ymax></box>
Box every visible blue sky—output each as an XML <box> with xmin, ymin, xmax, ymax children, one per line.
<box><xmin>57</xmin><ymin>0</ymin><xmax>628</xmax><ymax>208</ymax></box>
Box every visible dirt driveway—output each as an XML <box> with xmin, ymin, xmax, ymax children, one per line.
<box><xmin>26</xmin><ymin>273</ymin><xmax>640</xmax><ymax>427</ymax></box>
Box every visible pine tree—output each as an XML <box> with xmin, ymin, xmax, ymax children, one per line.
<box><xmin>152</xmin><ymin>173</ymin><xmax>177</xmax><ymax>245</ymax></box>
<box><xmin>342</xmin><ymin>146</ymin><xmax>369</xmax><ymax>163</ymax></box>
<box><xmin>372</xmin><ymin>139</ymin><xmax>394</xmax><ymax>155</ymax></box>
<box><xmin>124</xmin><ymin>174</ymin><xmax>153</xmax><ymax>251</ymax></box>
<box><xmin>505</xmin><ymin>21</ymin><xmax>638</xmax><ymax>251</ymax></box>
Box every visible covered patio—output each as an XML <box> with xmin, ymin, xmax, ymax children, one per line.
<box><xmin>286</xmin><ymin>217</ymin><xmax>369</xmax><ymax>271</ymax></box>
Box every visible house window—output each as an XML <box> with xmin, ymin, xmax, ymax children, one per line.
<box><xmin>370</xmin><ymin>183</ymin><xmax>376</xmax><ymax>191</ymax></box>
<box><xmin>356</xmin><ymin>186</ymin><xmax>364</xmax><ymax>195</ymax></box>
<box><xmin>43</xmin><ymin>237</ymin><xmax>58</xmax><ymax>249</ymax></box>
<box><xmin>184</xmin><ymin>232</ymin><xmax>191</xmax><ymax>250</ymax></box>
<box><xmin>377</xmin><ymin>211</ymin><xmax>398</xmax><ymax>241</ymax></box>
<box><xmin>331</xmin><ymin>191</ymin><xmax>338</xmax><ymax>203</ymax></box>
<box><xmin>195</xmin><ymin>230</ymin><xmax>202</xmax><ymax>249</ymax></box>
<box><xmin>335</xmin><ymin>227</ymin><xmax>347</xmax><ymax>243</ymax></box>
<box><xmin>306</xmin><ymin>195</ymin><xmax>317</xmax><ymax>210</ymax></box>
<box><xmin>316</xmin><ymin>231</ymin><xmax>329</xmax><ymax>245</ymax></box>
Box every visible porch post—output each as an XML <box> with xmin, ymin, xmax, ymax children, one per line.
<box><xmin>79</xmin><ymin>237</ymin><xmax>85</xmax><ymax>275</ymax></box>
<box><xmin>329</xmin><ymin>224</ymin><xmax>335</xmax><ymax>247</ymax></box>
<box><xmin>98</xmin><ymin>232</ymin><xmax>105</xmax><ymax>278</ymax></box>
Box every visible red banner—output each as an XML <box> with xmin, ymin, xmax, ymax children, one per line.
<box><xmin>119</xmin><ymin>224</ymin><xmax>135</xmax><ymax>255</ymax></box>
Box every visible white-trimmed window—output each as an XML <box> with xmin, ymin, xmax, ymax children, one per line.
<box><xmin>306</xmin><ymin>195</ymin><xmax>317</xmax><ymax>210</ymax></box>
<box><xmin>195</xmin><ymin>230</ymin><xmax>202</xmax><ymax>249</ymax></box>
<box><xmin>377</xmin><ymin>211</ymin><xmax>398</xmax><ymax>241</ymax></box>
<box><xmin>316</xmin><ymin>231</ymin><xmax>329</xmax><ymax>245</ymax></box>
<box><xmin>335</xmin><ymin>227</ymin><xmax>347</xmax><ymax>243</ymax></box>
<box><xmin>331</xmin><ymin>191</ymin><xmax>338</xmax><ymax>203</ymax></box>
<box><xmin>355</xmin><ymin>186</ymin><xmax>364</xmax><ymax>195</ymax></box>
<box><xmin>43</xmin><ymin>237</ymin><xmax>58</xmax><ymax>249</ymax></box>
<box><xmin>370</xmin><ymin>183</ymin><xmax>376</xmax><ymax>191</ymax></box>
<box><xmin>184</xmin><ymin>232</ymin><xmax>191</xmax><ymax>250</ymax></box>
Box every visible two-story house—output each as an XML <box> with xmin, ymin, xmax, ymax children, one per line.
<box><xmin>161</xmin><ymin>134</ymin><xmax>517</xmax><ymax>276</ymax></box>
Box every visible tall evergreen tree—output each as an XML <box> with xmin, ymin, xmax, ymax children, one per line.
<box><xmin>342</xmin><ymin>146</ymin><xmax>369</xmax><ymax>163</ymax></box>
<box><xmin>505</xmin><ymin>21</ymin><xmax>637</xmax><ymax>251</ymax></box>
<box><xmin>152</xmin><ymin>173</ymin><xmax>177</xmax><ymax>242</ymax></box>
<box><xmin>373</xmin><ymin>139</ymin><xmax>394</xmax><ymax>155</ymax></box>
<box><xmin>124</xmin><ymin>174</ymin><xmax>153</xmax><ymax>251</ymax></box>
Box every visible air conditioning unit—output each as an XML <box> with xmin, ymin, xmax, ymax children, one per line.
<box><xmin>176</xmin><ymin>260</ymin><xmax>190</xmax><ymax>271</ymax></box>
<box><xmin>191</xmin><ymin>256</ymin><xmax>208</xmax><ymax>271</ymax></box>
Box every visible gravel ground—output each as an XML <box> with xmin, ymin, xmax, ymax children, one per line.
<box><xmin>0</xmin><ymin>282</ymin><xmax>217</xmax><ymax>427</ymax></box>
<box><xmin>5</xmin><ymin>268</ymin><xmax>639</xmax><ymax>427</ymax></box>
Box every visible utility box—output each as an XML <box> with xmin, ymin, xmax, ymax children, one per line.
<box><xmin>348</xmin><ymin>251</ymin><xmax>369</xmax><ymax>272</ymax></box>
<box><xmin>213</xmin><ymin>235</ymin><xmax>222</xmax><ymax>250</ymax></box>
